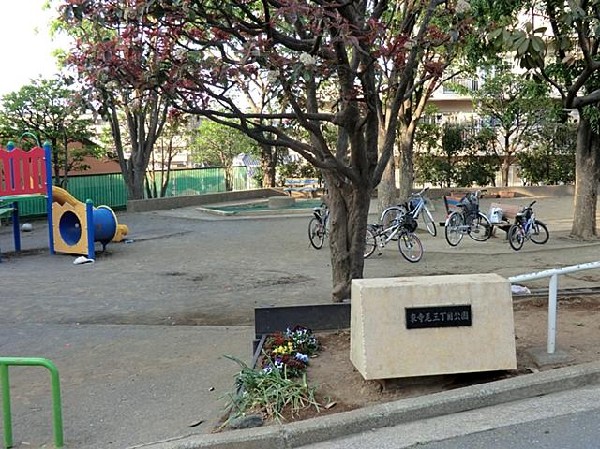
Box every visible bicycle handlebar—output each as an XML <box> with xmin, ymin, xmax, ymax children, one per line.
<box><xmin>411</xmin><ymin>186</ymin><xmax>430</xmax><ymax>198</ymax></box>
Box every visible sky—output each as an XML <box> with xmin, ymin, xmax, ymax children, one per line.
<box><xmin>0</xmin><ymin>0</ymin><xmax>68</xmax><ymax>96</ymax></box>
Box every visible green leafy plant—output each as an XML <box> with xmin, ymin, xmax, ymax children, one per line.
<box><xmin>223</xmin><ymin>355</ymin><xmax>321</xmax><ymax>423</ymax></box>
<box><xmin>223</xmin><ymin>326</ymin><xmax>322</xmax><ymax>424</ymax></box>
<box><xmin>277</xmin><ymin>162</ymin><xmax>320</xmax><ymax>185</ymax></box>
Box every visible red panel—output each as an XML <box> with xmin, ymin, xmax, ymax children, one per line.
<box><xmin>0</xmin><ymin>146</ymin><xmax>47</xmax><ymax>196</ymax></box>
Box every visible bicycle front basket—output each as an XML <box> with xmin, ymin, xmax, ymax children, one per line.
<box><xmin>460</xmin><ymin>194</ymin><xmax>479</xmax><ymax>214</ymax></box>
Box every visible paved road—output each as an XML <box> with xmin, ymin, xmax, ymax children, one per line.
<box><xmin>301</xmin><ymin>384</ymin><xmax>600</xmax><ymax>449</ymax></box>
<box><xmin>1</xmin><ymin>193</ymin><xmax>600</xmax><ymax>448</ymax></box>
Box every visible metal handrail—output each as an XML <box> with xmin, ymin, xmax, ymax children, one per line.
<box><xmin>509</xmin><ymin>260</ymin><xmax>600</xmax><ymax>355</ymax></box>
<box><xmin>0</xmin><ymin>357</ymin><xmax>64</xmax><ymax>448</ymax></box>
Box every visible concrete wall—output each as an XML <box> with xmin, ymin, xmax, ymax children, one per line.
<box><xmin>127</xmin><ymin>188</ymin><xmax>286</xmax><ymax>212</ymax></box>
<box><xmin>128</xmin><ymin>184</ymin><xmax>575</xmax><ymax>213</ymax></box>
<box><xmin>419</xmin><ymin>185</ymin><xmax>575</xmax><ymax>200</ymax></box>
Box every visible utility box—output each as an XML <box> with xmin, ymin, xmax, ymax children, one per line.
<box><xmin>350</xmin><ymin>274</ymin><xmax>517</xmax><ymax>380</ymax></box>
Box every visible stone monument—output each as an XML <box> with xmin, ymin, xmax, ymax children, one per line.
<box><xmin>350</xmin><ymin>273</ymin><xmax>517</xmax><ymax>380</ymax></box>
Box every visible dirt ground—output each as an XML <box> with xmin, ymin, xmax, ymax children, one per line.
<box><xmin>297</xmin><ymin>294</ymin><xmax>600</xmax><ymax>421</ymax></box>
<box><xmin>3</xmin><ymin>190</ymin><xmax>600</xmax><ymax>440</ymax></box>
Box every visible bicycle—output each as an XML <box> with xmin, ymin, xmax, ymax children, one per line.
<box><xmin>507</xmin><ymin>201</ymin><xmax>549</xmax><ymax>251</ymax></box>
<box><xmin>364</xmin><ymin>206</ymin><xmax>423</xmax><ymax>262</ymax></box>
<box><xmin>444</xmin><ymin>190</ymin><xmax>492</xmax><ymax>246</ymax></box>
<box><xmin>308</xmin><ymin>203</ymin><xmax>329</xmax><ymax>249</ymax></box>
<box><xmin>381</xmin><ymin>187</ymin><xmax>437</xmax><ymax>237</ymax></box>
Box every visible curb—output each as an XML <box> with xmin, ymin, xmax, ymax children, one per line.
<box><xmin>142</xmin><ymin>360</ymin><xmax>600</xmax><ymax>449</ymax></box>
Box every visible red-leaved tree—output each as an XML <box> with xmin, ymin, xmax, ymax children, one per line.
<box><xmin>57</xmin><ymin>0</ymin><xmax>189</xmax><ymax>199</ymax></box>
<box><xmin>57</xmin><ymin>0</ymin><xmax>474</xmax><ymax>301</ymax></box>
<box><xmin>164</xmin><ymin>0</ymin><xmax>471</xmax><ymax>300</ymax></box>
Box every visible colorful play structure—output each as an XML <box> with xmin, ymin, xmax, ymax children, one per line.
<box><xmin>0</xmin><ymin>140</ymin><xmax>128</xmax><ymax>261</ymax></box>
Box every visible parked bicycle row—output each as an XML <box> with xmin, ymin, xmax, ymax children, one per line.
<box><xmin>307</xmin><ymin>187</ymin><xmax>550</xmax><ymax>262</ymax></box>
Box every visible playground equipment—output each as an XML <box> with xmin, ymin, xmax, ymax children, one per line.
<box><xmin>0</xmin><ymin>140</ymin><xmax>128</xmax><ymax>260</ymax></box>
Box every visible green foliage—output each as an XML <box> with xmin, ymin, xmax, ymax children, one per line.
<box><xmin>454</xmin><ymin>126</ymin><xmax>499</xmax><ymax>187</ymax></box>
<box><xmin>582</xmin><ymin>105</ymin><xmax>600</xmax><ymax>135</ymax></box>
<box><xmin>415</xmin><ymin>122</ymin><xmax>499</xmax><ymax>187</ymax></box>
<box><xmin>223</xmin><ymin>326</ymin><xmax>322</xmax><ymax>424</ymax></box>
<box><xmin>277</xmin><ymin>161</ymin><xmax>320</xmax><ymax>184</ymax></box>
<box><xmin>189</xmin><ymin>119</ymin><xmax>261</xmax><ymax>191</ymax></box>
<box><xmin>0</xmin><ymin>77</ymin><xmax>99</xmax><ymax>185</ymax></box>
<box><xmin>519</xmin><ymin>122</ymin><xmax>576</xmax><ymax>185</ymax></box>
<box><xmin>474</xmin><ymin>68</ymin><xmax>554</xmax><ymax>136</ymax></box>
<box><xmin>190</xmin><ymin>119</ymin><xmax>260</xmax><ymax>167</ymax></box>
<box><xmin>223</xmin><ymin>355</ymin><xmax>321</xmax><ymax>424</ymax></box>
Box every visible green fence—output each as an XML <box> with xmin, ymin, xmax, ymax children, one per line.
<box><xmin>6</xmin><ymin>166</ymin><xmax>256</xmax><ymax>219</ymax></box>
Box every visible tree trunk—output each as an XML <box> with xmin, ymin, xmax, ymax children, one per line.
<box><xmin>501</xmin><ymin>157</ymin><xmax>510</xmax><ymax>187</ymax></box>
<box><xmin>125</xmin><ymin>155</ymin><xmax>147</xmax><ymax>199</ymax></box>
<box><xmin>260</xmin><ymin>144</ymin><xmax>277</xmax><ymax>187</ymax></box>
<box><xmin>571</xmin><ymin>115</ymin><xmax>600</xmax><ymax>238</ymax></box>
<box><xmin>225</xmin><ymin>166</ymin><xmax>233</xmax><ymax>191</ymax></box>
<box><xmin>397</xmin><ymin>130</ymin><xmax>415</xmax><ymax>202</ymax></box>
<box><xmin>379</xmin><ymin>124</ymin><xmax>415</xmax><ymax>214</ymax></box>
<box><xmin>325</xmin><ymin>172</ymin><xmax>372</xmax><ymax>302</ymax></box>
<box><xmin>377</xmin><ymin>154</ymin><xmax>397</xmax><ymax>216</ymax></box>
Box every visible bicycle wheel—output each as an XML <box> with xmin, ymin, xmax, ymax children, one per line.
<box><xmin>508</xmin><ymin>224</ymin><xmax>525</xmax><ymax>251</ymax></box>
<box><xmin>422</xmin><ymin>208</ymin><xmax>437</xmax><ymax>237</ymax></box>
<box><xmin>397</xmin><ymin>231</ymin><xmax>423</xmax><ymax>263</ymax></box>
<box><xmin>364</xmin><ymin>226</ymin><xmax>378</xmax><ymax>259</ymax></box>
<box><xmin>444</xmin><ymin>212</ymin><xmax>464</xmax><ymax>246</ymax></box>
<box><xmin>381</xmin><ymin>206</ymin><xmax>407</xmax><ymax>240</ymax></box>
<box><xmin>308</xmin><ymin>217</ymin><xmax>325</xmax><ymax>250</ymax></box>
<box><xmin>530</xmin><ymin>220</ymin><xmax>549</xmax><ymax>244</ymax></box>
<box><xmin>468</xmin><ymin>212</ymin><xmax>491</xmax><ymax>242</ymax></box>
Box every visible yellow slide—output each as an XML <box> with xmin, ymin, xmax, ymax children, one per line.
<box><xmin>52</xmin><ymin>186</ymin><xmax>128</xmax><ymax>244</ymax></box>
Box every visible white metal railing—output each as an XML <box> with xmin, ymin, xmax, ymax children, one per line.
<box><xmin>508</xmin><ymin>260</ymin><xmax>600</xmax><ymax>355</ymax></box>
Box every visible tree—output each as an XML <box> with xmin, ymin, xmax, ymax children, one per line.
<box><xmin>489</xmin><ymin>2</ymin><xmax>600</xmax><ymax>238</ymax></box>
<box><xmin>378</xmin><ymin>0</ymin><xmax>523</xmax><ymax>209</ymax></box>
<box><xmin>470</xmin><ymin>68</ymin><xmax>554</xmax><ymax>187</ymax></box>
<box><xmin>57</xmin><ymin>0</ymin><xmax>186</xmax><ymax>200</ymax></box>
<box><xmin>160</xmin><ymin>0</ymin><xmax>471</xmax><ymax>301</ymax></box>
<box><xmin>455</xmin><ymin>125</ymin><xmax>499</xmax><ymax>187</ymax></box>
<box><xmin>0</xmin><ymin>77</ymin><xmax>98</xmax><ymax>187</ymax></box>
<box><xmin>235</xmin><ymin>69</ymin><xmax>288</xmax><ymax>188</ymax></box>
<box><xmin>379</xmin><ymin>12</ymin><xmax>475</xmax><ymax>209</ymax></box>
<box><xmin>414</xmin><ymin>122</ymin><xmax>498</xmax><ymax>187</ymax></box>
<box><xmin>519</xmin><ymin>121</ymin><xmax>577</xmax><ymax>185</ymax></box>
<box><xmin>146</xmin><ymin>111</ymin><xmax>191</xmax><ymax>198</ymax></box>
<box><xmin>440</xmin><ymin>123</ymin><xmax>464</xmax><ymax>187</ymax></box>
<box><xmin>190</xmin><ymin>119</ymin><xmax>260</xmax><ymax>191</ymax></box>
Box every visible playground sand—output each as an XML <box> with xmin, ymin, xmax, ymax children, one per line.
<box><xmin>0</xmin><ymin>193</ymin><xmax>600</xmax><ymax>448</ymax></box>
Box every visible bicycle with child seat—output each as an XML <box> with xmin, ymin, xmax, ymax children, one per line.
<box><xmin>444</xmin><ymin>190</ymin><xmax>492</xmax><ymax>246</ymax></box>
<box><xmin>507</xmin><ymin>201</ymin><xmax>549</xmax><ymax>251</ymax></box>
<box><xmin>364</xmin><ymin>206</ymin><xmax>423</xmax><ymax>262</ymax></box>
<box><xmin>308</xmin><ymin>203</ymin><xmax>329</xmax><ymax>249</ymax></box>
<box><xmin>381</xmin><ymin>187</ymin><xmax>437</xmax><ymax>237</ymax></box>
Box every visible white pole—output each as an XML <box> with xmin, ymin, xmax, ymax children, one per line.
<box><xmin>547</xmin><ymin>274</ymin><xmax>558</xmax><ymax>354</ymax></box>
<box><xmin>509</xmin><ymin>260</ymin><xmax>600</xmax><ymax>283</ymax></box>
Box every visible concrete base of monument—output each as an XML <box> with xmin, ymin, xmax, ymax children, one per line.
<box><xmin>351</xmin><ymin>273</ymin><xmax>518</xmax><ymax>380</ymax></box>
<box><xmin>526</xmin><ymin>346</ymin><xmax>576</xmax><ymax>368</ymax></box>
